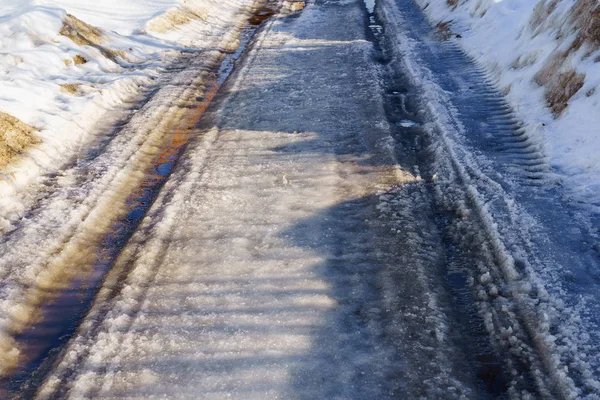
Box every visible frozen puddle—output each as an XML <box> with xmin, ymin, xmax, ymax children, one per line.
<box><xmin>395</xmin><ymin>119</ymin><xmax>420</xmax><ymax>128</ymax></box>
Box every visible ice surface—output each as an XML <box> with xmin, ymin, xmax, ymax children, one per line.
<box><xmin>395</xmin><ymin>119</ymin><xmax>420</xmax><ymax>128</ymax></box>
<box><xmin>0</xmin><ymin>0</ymin><xmax>255</xmax><ymax>388</ymax></box>
<box><xmin>363</xmin><ymin>0</ymin><xmax>376</xmax><ymax>13</ymax></box>
<box><xmin>36</xmin><ymin>2</ymin><xmax>478</xmax><ymax>398</ymax></box>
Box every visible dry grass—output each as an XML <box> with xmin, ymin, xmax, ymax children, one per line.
<box><xmin>470</xmin><ymin>0</ymin><xmax>491</xmax><ymax>18</ymax></box>
<box><xmin>529</xmin><ymin>0</ymin><xmax>559</xmax><ymax>31</ymax></box>
<box><xmin>534</xmin><ymin>52</ymin><xmax>564</xmax><ymax>87</ymax></box>
<box><xmin>436</xmin><ymin>21</ymin><xmax>452</xmax><ymax>39</ymax></box>
<box><xmin>286</xmin><ymin>1</ymin><xmax>306</xmax><ymax>12</ymax></box>
<box><xmin>570</xmin><ymin>0</ymin><xmax>600</xmax><ymax>50</ymax></box>
<box><xmin>544</xmin><ymin>69</ymin><xmax>585</xmax><ymax>116</ymax></box>
<box><xmin>73</xmin><ymin>55</ymin><xmax>88</xmax><ymax>65</ymax></box>
<box><xmin>0</xmin><ymin>112</ymin><xmax>39</xmax><ymax>168</ymax></box>
<box><xmin>64</xmin><ymin>55</ymin><xmax>88</xmax><ymax>67</ymax></box>
<box><xmin>147</xmin><ymin>7</ymin><xmax>209</xmax><ymax>34</ymax></box>
<box><xmin>534</xmin><ymin>51</ymin><xmax>585</xmax><ymax>116</ymax></box>
<box><xmin>60</xmin><ymin>83</ymin><xmax>82</xmax><ymax>95</ymax></box>
<box><xmin>511</xmin><ymin>51</ymin><xmax>540</xmax><ymax>69</ymax></box>
<box><xmin>60</xmin><ymin>14</ymin><xmax>103</xmax><ymax>47</ymax></box>
<box><xmin>60</xmin><ymin>14</ymin><xmax>126</xmax><ymax>63</ymax></box>
<box><xmin>527</xmin><ymin>0</ymin><xmax>599</xmax><ymax>116</ymax></box>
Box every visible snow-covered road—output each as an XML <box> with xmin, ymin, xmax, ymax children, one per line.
<box><xmin>1</xmin><ymin>0</ymin><xmax>599</xmax><ymax>398</ymax></box>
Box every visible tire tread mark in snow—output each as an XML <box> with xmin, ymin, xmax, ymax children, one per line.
<box><xmin>377</xmin><ymin>0</ymin><xmax>600</xmax><ymax>397</ymax></box>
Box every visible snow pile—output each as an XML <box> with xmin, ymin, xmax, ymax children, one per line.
<box><xmin>414</xmin><ymin>0</ymin><xmax>600</xmax><ymax>206</ymax></box>
<box><xmin>0</xmin><ymin>0</ymin><xmax>251</xmax><ymax>230</ymax></box>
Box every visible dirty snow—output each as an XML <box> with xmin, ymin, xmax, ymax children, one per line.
<box><xmin>0</xmin><ymin>0</ymin><xmax>251</xmax><ymax>231</ymax></box>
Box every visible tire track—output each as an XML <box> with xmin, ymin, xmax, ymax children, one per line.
<box><xmin>0</xmin><ymin>2</ymin><xmax>283</xmax><ymax>396</ymax></box>
<box><xmin>377</xmin><ymin>0</ymin><xmax>600</xmax><ymax>397</ymax></box>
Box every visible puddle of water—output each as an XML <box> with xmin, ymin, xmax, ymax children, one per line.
<box><xmin>0</xmin><ymin>7</ymin><xmax>275</xmax><ymax>398</ymax></box>
<box><xmin>363</xmin><ymin>0</ymin><xmax>385</xmax><ymax>58</ymax></box>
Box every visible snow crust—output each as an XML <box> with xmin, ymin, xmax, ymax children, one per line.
<box><xmin>0</xmin><ymin>0</ymin><xmax>249</xmax><ymax>231</ymax></box>
<box><xmin>414</xmin><ymin>0</ymin><xmax>600</xmax><ymax>207</ymax></box>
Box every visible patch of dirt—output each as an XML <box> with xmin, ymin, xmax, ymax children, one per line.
<box><xmin>147</xmin><ymin>7</ymin><xmax>209</xmax><ymax>34</ymax></box>
<box><xmin>60</xmin><ymin>14</ymin><xmax>126</xmax><ymax>63</ymax></box>
<box><xmin>0</xmin><ymin>112</ymin><xmax>39</xmax><ymax>168</ymax></box>
<box><xmin>73</xmin><ymin>55</ymin><xmax>88</xmax><ymax>65</ymax></box>
<box><xmin>543</xmin><ymin>69</ymin><xmax>585</xmax><ymax>116</ymax></box>
<box><xmin>60</xmin><ymin>83</ymin><xmax>82</xmax><ymax>95</ymax></box>
<box><xmin>529</xmin><ymin>0</ymin><xmax>559</xmax><ymax>31</ymax></box>
<box><xmin>570</xmin><ymin>0</ymin><xmax>600</xmax><ymax>50</ymax></box>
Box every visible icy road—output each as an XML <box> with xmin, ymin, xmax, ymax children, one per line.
<box><xmin>1</xmin><ymin>0</ymin><xmax>600</xmax><ymax>398</ymax></box>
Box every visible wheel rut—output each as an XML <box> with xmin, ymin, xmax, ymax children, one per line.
<box><xmin>376</xmin><ymin>0</ymin><xmax>600</xmax><ymax>397</ymax></box>
<box><xmin>0</xmin><ymin>2</ymin><xmax>283</xmax><ymax>397</ymax></box>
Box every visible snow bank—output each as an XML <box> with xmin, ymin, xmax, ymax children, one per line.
<box><xmin>0</xmin><ymin>0</ymin><xmax>252</xmax><ymax>230</ymax></box>
<box><xmin>414</xmin><ymin>0</ymin><xmax>600</xmax><ymax>206</ymax></box>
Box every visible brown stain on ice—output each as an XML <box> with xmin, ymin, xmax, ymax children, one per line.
<box><xmin>0</xmin><ymin>69</ymin><xmax>220</xmax><ymax>385</ymax></box>
<box><xmin>248</xmin><ymin>7</ymin><xmax>276</xmax><ymax>26</ymax></box>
